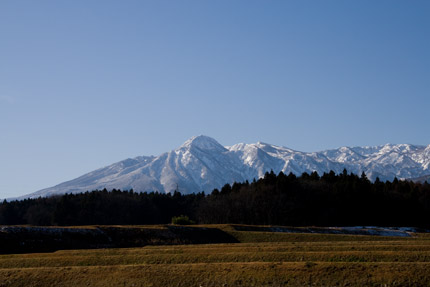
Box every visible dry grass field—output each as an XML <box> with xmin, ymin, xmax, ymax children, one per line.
<box><xmin>1</xmin><ymin>225</ymin><xmax>430</xmax><ymax>286</ymax></box>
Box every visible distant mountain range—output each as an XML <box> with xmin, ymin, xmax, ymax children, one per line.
<box><xmin>19</xmin><ymin>135</ymin><xmax>430</xmax><ymax>199</ymax></box>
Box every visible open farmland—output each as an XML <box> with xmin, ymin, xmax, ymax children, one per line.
<box><xmin>1</xmin><ymin>226</ymin><xmax>430</xmax><ymax>286</ymax></box>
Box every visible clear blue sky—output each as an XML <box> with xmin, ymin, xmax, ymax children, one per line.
<box><xmin>1</xmin><ymin>1</ymin><xmax>429</xmax><ymax>198</ymax></box>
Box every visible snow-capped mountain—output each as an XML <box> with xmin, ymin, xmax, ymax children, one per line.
<box><xmin>20</xmin><ymin>136</ymin><xmax>430</xmax><ymax>199</ymax></box>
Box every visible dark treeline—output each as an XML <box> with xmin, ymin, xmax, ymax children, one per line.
<box><xmin>0</xmin><ymin>189</ymin><xmax>204</xmax><ymax>226</ymax></box>
<box><xmin>1</xmin><ymin>170</ymin><xmax>430</xmax><ymax>227</ymax></box>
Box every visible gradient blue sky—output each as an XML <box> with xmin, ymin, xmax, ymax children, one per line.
<box><xmin>1</xmin><ymin>1</ymin><xmax>429</xmax><ymax>198</ymax></box>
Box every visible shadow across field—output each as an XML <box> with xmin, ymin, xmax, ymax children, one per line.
<box><xmin>0</xmin><ymin>225</ymin><xmax>239</xmax><ymax>254</ymax></box>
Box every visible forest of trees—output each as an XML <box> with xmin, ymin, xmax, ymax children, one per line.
<box><xmin>1</xmin><ymin>170</ymin><xmax>429</xmax><ymax>227</ymax></box>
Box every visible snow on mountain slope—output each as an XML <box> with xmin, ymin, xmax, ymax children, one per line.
<box><xmin>27</xmin><ymin>156</ymin><xmax>157</xmax><ymax>198</ymax></box>
<box><xmin>17</xmin><ymin>136</ymin><xmax>430</xmax><ymax>199</ymax></box>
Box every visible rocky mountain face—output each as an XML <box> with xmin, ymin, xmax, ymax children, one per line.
<box><xmin>21</xmin><ymin>135</ymin><xmax>430</xmax><ymax>199</ymax></box>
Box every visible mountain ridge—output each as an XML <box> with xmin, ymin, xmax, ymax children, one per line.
<box><xmin>15</xmin><ymin>135</ymin><xmax>430</xmax><ymax>200</ymax></box>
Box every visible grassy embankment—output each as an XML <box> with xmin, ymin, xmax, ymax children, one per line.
<box><xmin>1</xmin><ymin>225</ymin><xmax>430</xmax><ymax>286</ymax></box>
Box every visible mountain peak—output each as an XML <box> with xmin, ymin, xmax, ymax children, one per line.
<box><xmin>180</xmin><ymin>135</ymin><xmax>226</xmax><ymax>151</ymax></box>
<box><xmin>14</xmin><ymin>137</ymin><xmax>429</xmax><ymax>200</ymax></box>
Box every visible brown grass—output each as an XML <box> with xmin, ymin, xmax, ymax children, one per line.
<box><xmin>1</xmin><ymin>225</ymin><xmax>430</xmax><ymax>286</ymax></box>
<box><xmin>2</xmin><ymin>262</ymin><xmax>430</xmax><ymax>287</ymax></box>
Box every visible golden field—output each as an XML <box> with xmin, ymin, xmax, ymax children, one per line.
<box><xmin>1</xmin><ymin>225</ymin><xmax>430</xmax><ymax>286</ymax></box>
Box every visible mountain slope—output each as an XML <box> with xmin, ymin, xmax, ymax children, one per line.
<box><xmin>19</xmin><ymin>136</ymin><xmax>430</xmax><ymax>199</ymax></box>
